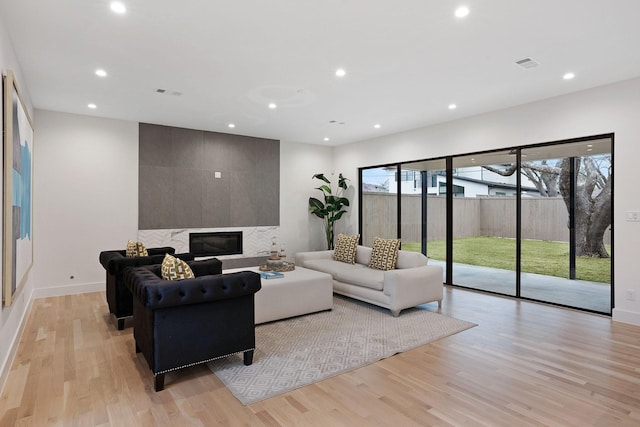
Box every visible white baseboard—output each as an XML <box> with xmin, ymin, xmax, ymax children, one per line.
<box><xmin>612</xmin><ymin>308</ymin><xmax>640</xmax><ymax>326</ymax></box>
<box><xmin>32</xmin><ymin>281</ymin><xmax>103</xmax><ymax>299</ymax></box>
<box><xmin>0</xmin><ymin>289</ymin><xmax>34</xmax><ymax>397</ymax></box>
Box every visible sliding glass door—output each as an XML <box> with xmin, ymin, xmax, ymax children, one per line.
<box><xmin>401</xmin><ymin>160</ymin><xmax>448</xmax><ymax>280</ymax></box>
<box><xmin>361</xmin><ymin>166</ymin><xmax>397</xmax><ymax>246</ymax></box>
<box><xmin>520</xmin><ymin>138</ymin><xmax>612</xmax><ymax>312</ymax></box>
<box><xmin>358</xmin><ymin>135</ymin><xmax>613</xmax><ymax>314</ymax></box>
<box><xmin>451</xmin><ymin>151</ymin><xmax>517</xmax><ymax>296</ymax></box>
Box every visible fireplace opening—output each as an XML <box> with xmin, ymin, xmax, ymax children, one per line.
<box><xmin>189</xmin><ymin>231</ymin><xmax>243</xmax><ymax>257</ymax></box>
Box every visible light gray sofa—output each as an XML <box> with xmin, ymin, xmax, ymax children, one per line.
<box><xmin>295</xmin><ymin>245</ymin><xmax>443</xmax><ymax>316</ymax></box>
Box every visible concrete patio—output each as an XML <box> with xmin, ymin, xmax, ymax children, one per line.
<box><xmin>429</xmin><ymin>260</ymin><xmax>611</xmax><ymax>314</ymax></box>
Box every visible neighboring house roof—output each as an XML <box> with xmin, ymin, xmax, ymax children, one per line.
<box><xmin>437</xmin><ymin>174</ymin><xmax>541</xmax><ymax>194</ymax></box>
<box><xmin>362</xmin><ymin>183</ymin><xmax>388</xmax><ymax>192</ymax></box>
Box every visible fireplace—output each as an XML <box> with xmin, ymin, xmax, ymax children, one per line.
<box><xmin>189</xmin><ymin>231</ymin><xmax>243</xmax><ymax>257</ymax></box>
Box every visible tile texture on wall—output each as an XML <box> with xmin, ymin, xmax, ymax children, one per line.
<box><xmin>139</xmin><ymin>123</ymin><xmax>280</xmax><ymax>229</ymax></box>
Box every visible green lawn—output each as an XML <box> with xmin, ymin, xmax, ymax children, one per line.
<box><xmin>402</xmin><ymin>236</ymin><xmax>611</xmax><ymax>284</ymax></box>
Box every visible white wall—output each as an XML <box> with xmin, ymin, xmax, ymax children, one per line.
<box><xmin>334</xmin><ymin>76</ymin><xmax>640</xmax><ymax>326</ymax></box>
<box><xmin>279</xmin><ymin>141</ymin><xmax>334</xmax><ymax>255</ymax></box>
<box><xmin>32</xmin><ymin>110</ymin><xmax>139</xmax><ymax>296</ymax></box>
<box><xmin>0</xmin><ymin>109</ymin><xmax>137</xmax><ymax>387</ymax></box>
<box><xmin>0</xmin><ymin>15</ymin><xmax>36</xmax><ymax>393</ymax></box>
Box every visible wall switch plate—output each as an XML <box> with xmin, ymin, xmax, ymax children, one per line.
<box><xmin>626</xmin><ymin>290</ymin><xmax>636</xmax><ymax>301</ymax></box>
<box><xmin>626</xmin><ymin>212</ymin><xmax>640</xmax><ymax>222</ymax></box>
<box><xmin>214</xmin><ymin>171</ymin><xmax>222</xmax><ymax>179</ymax></box>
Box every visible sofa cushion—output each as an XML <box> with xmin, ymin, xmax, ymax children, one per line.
<box><xmin>368</xmin><ymin>237</ymin><xmax>400</xmax><ymax>270</ymax></box>
<box><xmin>355</xmin><ymin>245</ymin><xmax>372</xmax><ymax>265</ymax></box>
<box><xmin>333</xmin><ymin>233</ymin><xmax>359</xmax><ymax>264</ymax></box>
<box><xmin>337</xmin><ymin>267</ymin><xmax>385</xmax><ymax>291</ymax></box>
<box><xmin>126</xmin><ymin>240</ymin><xmax>148</xmax><ymax>257</ymax></box>
<box><xmin>303</xmin><ymin>258</ymin><xmax>364</xmax><ymax>278</ymax></box>
<box><xmin>161</xmin><ymin>254</ymin><xmax>195</xmax><ymax>280</ymax></box>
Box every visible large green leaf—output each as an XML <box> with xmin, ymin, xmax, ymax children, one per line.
<box><xmin>312</xmin><ymin>173</ymin><xmax>331</xmax><ymax>184</ymax></box>
<box><xmin>338</xmin><ymin>173</ymin><xmax>349</xmax><ymax>190</ymax></box>
<box><xmin>308</xmin><ymin>197</ymin><xmax>327</xmax><ymax>218</ymax></box>
<box><xmin>330</xmin><ymin>210</ymin><xmax>347</xmax><ymax>222</ymax></box>
<box><xmin>337</xmin><ymin>197</ymin><xmax>350</xmax><ymax>207</ymax></box>
<box><xmin>316</xmin><ymin>185</ymin><xmax>332</xmax><ymax>194</ymax></box>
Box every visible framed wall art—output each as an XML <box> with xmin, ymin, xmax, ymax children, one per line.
<box><xmin>3</xmin><ymin>70</ymin><xmax>33</xmax><ymax>307</ymax></box>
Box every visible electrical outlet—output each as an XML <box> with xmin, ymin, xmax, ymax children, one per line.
<box><xmin>626</xmin><ymin>212</ymin><xmax>640</xmax><ymax>222</ymax></box>
<box><xmin>626</xmin><ymin>290</ymin><xmax>636</xmax><ymax>301</ymax></box>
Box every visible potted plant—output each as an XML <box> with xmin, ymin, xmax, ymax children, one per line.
<box><xmin>308</xmin><ymin>173</ymin><xmax>350</xmax><ymax>250</ymax></box>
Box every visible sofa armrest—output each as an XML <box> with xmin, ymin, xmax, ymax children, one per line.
<box><xmin>295</xmin><ymin>250</ymin><xmax>334</xmax><ymax>267</ymax></box>
<box><xmin>99</xmin><ymin>249</ymin><xmax>126</xmax><ymax>268</ymax></box>
<box><xmin>383</xmin><ymin>265</ymin><xmax>444</xmax><ymax>302</ymax></box>
<box><xmin>147</xmin><ymin>247</ymin><xmax>177</xmax><ymax>256</ymax></box>
<box><xmin>187</xmin><ymin>258</ymin><xmax>221</xmax><ymax>276</ymax></box>
<box><xmin>125</xmin><ymin>269</ymin><xmax>261</xmax><ymax>310</ymax></box>
<box><xmin>146</xmin><ymin>257</ymin><xmax>220</xmax><ymax>278</ymax></box>
<box><xmin>99</xmin><ymin>247</ymin><xmax>179</xmax><ymax>275</ymax></box>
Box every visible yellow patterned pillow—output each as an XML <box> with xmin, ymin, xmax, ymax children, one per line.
<box><xmin>126</xmin><ymin>240</ymin><xmax>148</xmax><ymax>257</ymax></box>
<box><xmin>368</xmin><ymin>237</ymin><xmax>400</xmax><ymax>270</ymax></box>
<box><xmin>333</xmin><ymin>233</ymin><xmax>360</xmax><ymax>264</ymax></box>
<box><xmin>161</xmin><ymin>254</ymin><xmax>195</xmax><ymax>280</ymax></box>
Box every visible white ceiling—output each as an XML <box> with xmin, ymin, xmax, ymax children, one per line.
<box><xmin>1</xmin><ymin>0</ymin><xmax>640</xmax><ymax>146</ymax></box>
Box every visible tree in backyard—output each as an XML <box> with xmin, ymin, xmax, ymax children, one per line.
<box><xmin>483</xmin><ymin>155</ymin><xmax>611</xmax><ymax>258</ymax></box>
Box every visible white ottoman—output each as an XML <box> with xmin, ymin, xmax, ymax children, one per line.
<box><xmin>223</xmin><ymin>266</ymin><xmax>333</xmax><ymax>324</ymax></box>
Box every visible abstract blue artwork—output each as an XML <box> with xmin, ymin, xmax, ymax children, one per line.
<box><xmin>3</xmin><ymin>70</ymin><xmax>33</xmax><ymax>307</ymax></box>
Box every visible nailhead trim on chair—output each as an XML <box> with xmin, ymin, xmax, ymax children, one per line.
<box><xmin>153</xmin><ymin>348</ymin><xmax>256</xmax><ymax>376</ymax></box>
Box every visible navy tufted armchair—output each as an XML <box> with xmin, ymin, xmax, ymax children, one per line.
<box><xmin>124</xmin><ymin>259</ymin><xmax>261</xmax><ymax>391</ymax></box>
<box><xmin>98</xmin><ymin>247</ymin><xmax>195</xmax><ymax>330</ymax></box>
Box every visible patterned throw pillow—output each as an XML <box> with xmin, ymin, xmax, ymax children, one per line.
<box><xmin>161</xmin><ymin>254</ymin><xmax>195</xmax><ymax>280</ymax></box>
<box><xmin>368</xmin><ymin>237</ymin><xmax>401</xmax><ymax>270</ymax></box>
<box><xmin>333</xmin><ymin>233</ymin><xmax>360</xmax><ymax>264</ymax></box>
<box><xmin>125</xmin><ymin>240</ymin><xmax>149</xmax><ymax>257</ymax></box>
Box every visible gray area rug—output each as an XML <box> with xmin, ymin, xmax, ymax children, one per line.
<box><xmin>208</xmin><ymin>296</ymin><xmax>476</xmax><ymax>405</ymax></box>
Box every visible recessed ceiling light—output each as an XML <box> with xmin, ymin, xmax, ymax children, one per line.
<box><xmin>110</xmin><ymin>2</ymin><xmax>126</xmax><ymax>14</ymax></box>
<box><xmin>88</xmin><ymin>103</ymin><xmax>97</xmax><ymax>109</ymax></box>
<box><xmin>268</xmin><ymin>103</ymin><xmax>277</xmax><ymax>109</ymax></box>
<box><xmin>448</xmin><ymin>104</ymin><xmax>457</xmax><ymax>110</ymax></box>
<box><xmin>374</xmin><ymin>124</ymin><xmax>381</xmax><ymax>129</ymax></box>
<box><xmin>563</xmin><ymin>72</ymin><xmax>575</xmax><ymax>80</ymax></box>
<box><xmin>95</xmin><ymin>69</ymin><xmax>107</xmax><ymax>77</ymax></box>
<box><xmin>587</xmin><ymin>144</ymin><xmax>593</xmax><ymax>148</ymax></box>
<box><xmin>228</xmin><ymin>123</ymin><xmax>236</xmax><ymax>128</ymax></box>
<box><xmin>324</xmin><ymin>137</ymin><xmax>330</xmax><ymax>142</ymax></box>
<box><xmin>335</xmin><ymin>68</ymin><xmax>346</xmax><ymax>77</ymax></box>
<box><xmin>455</xmin><ymin>6</ymin><xmax>470</xmax><ymax>18</ymax></box>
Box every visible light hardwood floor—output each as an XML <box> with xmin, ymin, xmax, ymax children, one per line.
<box><xmin>1</xmin><ymin>287</ymin><xmax>640</xmax><ymax>426</ymax></box>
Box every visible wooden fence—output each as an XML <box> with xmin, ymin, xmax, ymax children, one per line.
<box><xmin>362</xmin><ymin>192</ymin><xmax>611</xmax><ymax>246</ymax></box>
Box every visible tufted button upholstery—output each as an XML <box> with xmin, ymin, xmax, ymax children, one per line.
<box><xmin>122</xmin><ymin>257</ymin><xmax>261</xmax><ymax>391</ymax></box>
<box><xmin>99</xmin><ymin>247</ymin><xmax>182</xmax><ymax>275</ymax></box>
<box><xmin>125</xmin><ymin>262</ymin><xmax>260</xmax><ymax>309</ymax></box>
<box><xmin>98</xmin><ymin>247</ymin><xmax>196</xmax><ymax>330</ymax></box>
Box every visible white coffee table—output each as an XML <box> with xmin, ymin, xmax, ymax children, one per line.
<box><xmin>223</xmin><ymin>266</ymin><xmax>333</xmax><ymax>324</ymax></box>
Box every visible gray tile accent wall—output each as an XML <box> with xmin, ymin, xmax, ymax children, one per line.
<box><xmin>139</xmin><ymin>123</ymin><xmax>280</xmax><ymax>229</ymax></box>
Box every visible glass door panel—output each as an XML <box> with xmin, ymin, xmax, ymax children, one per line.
<box><xmin>520</xmin><ymin>138</ymin><xmax>612</xmax><ymax>313</ymax></box>
<box><xmin>451</xmin><ymin>151</ymin><xmax>517</xmax><ymax>295</ymax></box>
<box><xmin>401</xmin><ymin>160</ymin><xmax>447</xmax><ymax>281</ymax></box>
<box><xmin>361</xmin><ymin>167</ymin><xmax>398</xmax><ymax>246</ymax></box>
